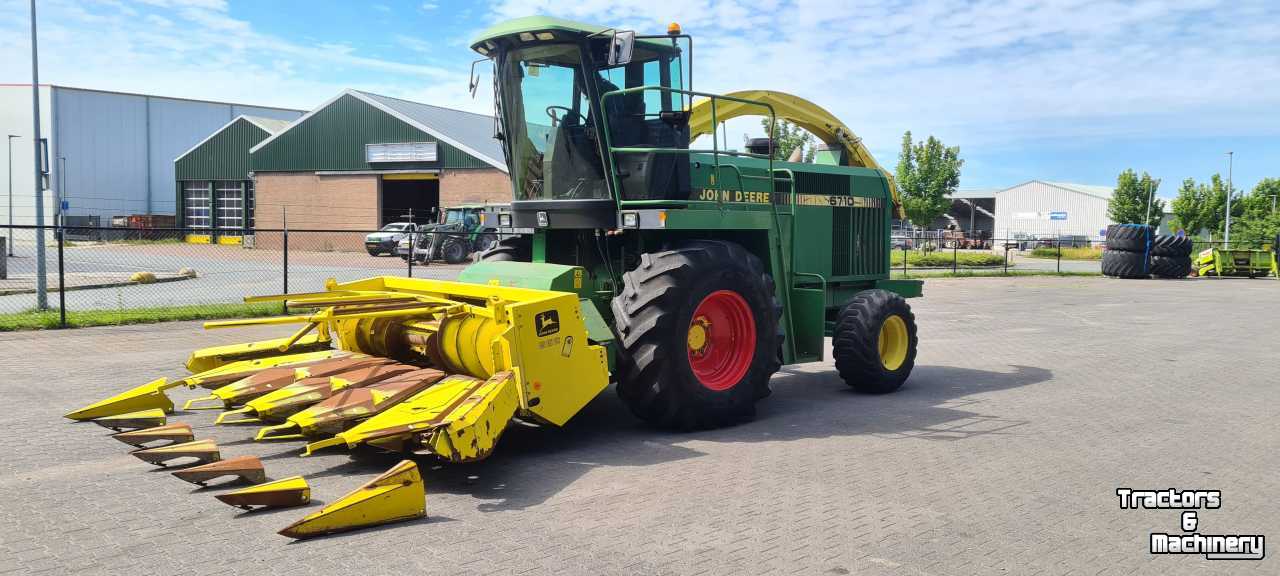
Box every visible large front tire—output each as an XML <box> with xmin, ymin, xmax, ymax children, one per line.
<box><xmin>833</xmin><ymin>289</ymin><xmax>918</xmax><ymax>394</ymax></box>
<box><xmin>611</xmin><ymin>240</ymin><xmax>781</xmax><ymax>429</ymax></box>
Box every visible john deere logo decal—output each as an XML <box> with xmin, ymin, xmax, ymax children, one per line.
<box><xmin>535</xmin><ymin>310</ymin><xmax>560</xmax><ymax>337</ymax></box>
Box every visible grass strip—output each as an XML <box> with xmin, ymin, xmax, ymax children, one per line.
<box><xmin>0</xmin><ymin>302</ymin><xmax>281</xmax><ymax>331</ymax></box>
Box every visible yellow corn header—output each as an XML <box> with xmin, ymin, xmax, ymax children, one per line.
<box><xmin>66</xmin><ymin>274</ymin><xmax>611</xmax><ymax>536</ymax></box>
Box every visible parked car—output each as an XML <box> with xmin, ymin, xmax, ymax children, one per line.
<box><xmin>364</xmin><ymin>222</ymin><xmax>417</xmax><ymax>256</ymax></box>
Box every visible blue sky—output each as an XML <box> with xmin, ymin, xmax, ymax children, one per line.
<box><xmin>2</xmin><ymin>0</ymin><xmax>1278</xmax><ymax>197</ymax></box>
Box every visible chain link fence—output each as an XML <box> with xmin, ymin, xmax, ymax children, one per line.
<box><xmin>1</xmin><ymin>225</ymin><xmax>1275</xmax><ymax>330</ymax></box>
<box><xmin>0</xmin><ymin>225</ymin><xmax>493</xmax><ymax>329</ymax></box>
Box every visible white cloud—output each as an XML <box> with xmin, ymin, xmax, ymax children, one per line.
<box><xmin>488</xmin><ymin>0</ymin><xmax>1280</xmax><ymax>160</ymax></box>
<box><xmin>0</xmin><ymin>0</ymin><xmax>479</xmax><ymax>114</ymax></box>
<box><xmin>4</xmin><ymin>0</ymin><xmax>1275</xmax><ymax>172</ymax></box>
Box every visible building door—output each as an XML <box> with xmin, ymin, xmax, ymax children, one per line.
<box><xmin>380</xmin><ymin>174</ymin><xmax>439</xmax><ymax>226</ymax></box>
<box><xmin>214</xmin><ymin>181</ymin><xmax>245</xmax><ymax>239</ymax></box>
<box><xmin>183</xmin><ymin>181</ymin><xmax>212</xmax><ymax>234</ymax></box>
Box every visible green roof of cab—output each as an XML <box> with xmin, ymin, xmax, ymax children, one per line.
<box><xmin>471</xmin><ymin>16</ymin><xmax>677</xmax><ymax>54</ymax></box>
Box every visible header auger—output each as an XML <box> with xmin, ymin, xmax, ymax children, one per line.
<box><xmin>68</xmin><ymin>15</ymin><xmax>924</xmax><ymax>537</ymax></box>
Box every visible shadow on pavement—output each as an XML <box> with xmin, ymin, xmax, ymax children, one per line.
<box><xmin>305</xmin><ymin>363</ymin><xmax>1052</xmax><ymax>513</ymax></box>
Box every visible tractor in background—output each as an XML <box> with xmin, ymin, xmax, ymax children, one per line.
<box><xmin>397</xmin><ymin>204</ymin><xmax>508</xmax><ymax>264</ymax></box>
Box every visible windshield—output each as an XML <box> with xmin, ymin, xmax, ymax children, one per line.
<box><xmin>381</xmin><ymin>223</ymin><xmax>409</xmax><ymax>232</ymax></box>
<box><xmin>498</xmin><ymin>44</ymin><xmax>609</xmax><ymax>201</ymax></box>
<box><xmin>444</xmin><ymin>209</ymin><xmax>465</xmax><ymax>224</ymax></box>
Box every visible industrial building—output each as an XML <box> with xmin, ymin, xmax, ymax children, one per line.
<box><xmin>174</xmin><ymin>115</ymin><xmax>292</xmax><ymax>243</ymax></box>
<box><xmin>246</xmin><ymin>89</ymin><xmax>510</xmax><ymax>248</ymax></box>
<box><xmin>0</xmin><ymin>85</ymin><xmax>303</xmax><ymax>227</ymax></box>
<box><xmin>917</xmin><ymin>181</ymin><xmax>1116</xmax><ymax>243</ymax></box>
<box><xmin>993</xmin><ymin>181</ymin><xmax>1114</xmax><ymax>242</ymax></box>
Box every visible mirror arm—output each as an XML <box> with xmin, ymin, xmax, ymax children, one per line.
<box><xmin>468</xmin><ymin>57</ymin><xmax>490</xmax><ymax>98</ymax></box>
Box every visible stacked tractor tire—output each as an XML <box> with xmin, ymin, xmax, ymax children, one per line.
<box><xmin>1102</xmin><ymin>224</ymin><xmax>1193</xmax><ymax>279</ymax></box>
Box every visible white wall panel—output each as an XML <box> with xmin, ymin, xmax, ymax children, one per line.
<box><xmin>994</xmin><ymin>181</ymin><xmax>1113</xmax><ymax>241</ymax></box>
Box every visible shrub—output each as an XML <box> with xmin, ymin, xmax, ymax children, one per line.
<box><xmin>1029</xmin><ymin>246</ymin><xmax>1103</xmax><ymax>260</ymax></box>
<box><xmin>890</xmin><ymin>251</ymin><xmax>1006</xmax><ymax>267</ymax></box>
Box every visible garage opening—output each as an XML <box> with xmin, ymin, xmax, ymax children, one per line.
<box><xmin>380</xmin><ymin>174</ymin><xmax>439</xmax><ymax>226</ymax></box>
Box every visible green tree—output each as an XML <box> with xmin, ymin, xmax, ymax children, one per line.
<box><xmin>1107</xmin><ymin>169</ymin><xmax>1164</xmax><ymax>227</ymax></box>
<box><xmin>1169</xmin><ymin>174</ymin><xmax>1235</xmax><ymax>239</ymax></box>
<box><xmin>895</xmin><ymin>131</ymin><xmax>963</xmax><ymax>227</ymax></box>
<box><xmin>1169</xmin><ymin>178</ymin><xmax>1209</xmax><ymax>235</ymax></box>
<box><xmin>757</xmin><ymin>118</ymin><xmax>815</xmax><ymax>162</ymax></box>
<box><xmin>1229</xmin><ymin>178</ymin><xmax>1280</xmax><ymax>245</ymax></box>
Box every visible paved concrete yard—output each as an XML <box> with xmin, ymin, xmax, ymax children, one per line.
<box><xmin>2</xmin><ymin>276</ymin><xmax>1276</xmax><ymax>575</ymax></box>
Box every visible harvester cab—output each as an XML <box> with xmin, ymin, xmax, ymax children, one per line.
<box><xmin>71</xmin><ymin>16</ymin><xmax>925</xmax><ymax>504</ymax></box>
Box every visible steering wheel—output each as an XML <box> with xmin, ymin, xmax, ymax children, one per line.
<box><xmin>546</xmin><ymin>106</ymin><xmax>586</xmax><ymax>127</ymax></box>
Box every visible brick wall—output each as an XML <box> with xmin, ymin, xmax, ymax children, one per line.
<box><xmin>249</xmin><ymin>169</ymin><xmax>512</xmax><ymax>252</ymax></box>
<box><xmin>253</xmin><ymin>172</ymin><xmax>379</xmax><ymax>251</ymax></box>
<box><xmin>440</xmin><ymin>168</ymin><xmax>511</xmax><ymax>206</ymax></box>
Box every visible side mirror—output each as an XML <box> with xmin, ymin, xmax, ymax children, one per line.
<box><xmin>608</xmin><ymin>30</ymin><xmax>635</xmax><ymax>66</ymax></box>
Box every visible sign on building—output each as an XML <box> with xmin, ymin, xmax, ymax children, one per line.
<box><xmin>366</xmin><ymin>142</ymin><xmax>438</xmax><ymax>163</ymax></box>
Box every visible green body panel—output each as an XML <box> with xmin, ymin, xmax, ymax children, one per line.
<box><xmin>875</xmin><ymin>279</ymin><xmax>924</xmax><ymax>298</ymax></box>
<box><xmin>458</xmin><ymin>261</ymin><xmax>584</xmax><ymax>293</ymax></box>
<box><xmin>788</xmin><ymin>287</ymin><xmax>826</xmax><ymax>361</ymax></box>
<box><xmin>250</xmin><ymin>94</ymin><xmax>488</xmax><ymax>172</ymax></box>
<box><xmin>176</xmin><ymin>117</ymin><xmax>269</xmax><ymax>181</ymax></box>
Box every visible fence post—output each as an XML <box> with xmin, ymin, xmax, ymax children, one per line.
<box><xmin>1004</xmin><ymin>244</ymin><xmax>1009</xmax><ymax>275</ymax></box>
<box><xmin>952</xmin><ymin>241</ymin><xmax>958</xmax><ymax>274</ymax></box>
<box><xmin>1056</xmin><ymin>240</ymin><xmax>1062</xmax><ymax>274</ymax></box>
<box><xmin>407</xmin><ymin>230</ymin><xmax>415</xmax><ymax>278</ymax></box>
<box><xmin>902</xmin><ymin>243</ymin><xmax>908</xmax><ymax>277</ymax></box>
<box><xmin>57</xmin><ymin>225</ymin><xmax>66</xmax><ymax>328</ymax></box>
<box><xmin>281</xmin><ymin>207</ymin><xmax>288</xmax><ymax>315</ymax></box>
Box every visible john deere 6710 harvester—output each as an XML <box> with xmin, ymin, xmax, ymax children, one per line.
<box><xmin>70</xmin><ymin>16</ymin><xmax>922</xmax><ymax>479</ymax></box>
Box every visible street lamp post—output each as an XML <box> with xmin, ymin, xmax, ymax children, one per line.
<box><xmin>1224</xmin><ymin>151</ymin><xmax>1233</xmax><ymax>247</ymax></box>
<box><xmin>7</xmin><ymin>134</ymin><xmax>17</xmax><ymax>256</ymax></box>
<box><xmin>29</xmin><ymin>0</ymin><xmax>48</xmax><ymax>310</ymax></box>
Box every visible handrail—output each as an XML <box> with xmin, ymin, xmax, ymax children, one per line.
<box><xmin>598</xmin><ymin>85</ymin><xmax>777</xmax><ymax>212</ymax></box>
<box><xmin>600</xmin><ymin>84</ymin><xmax>799</xmax><ymax>358</ymax></box>
<box><xmin>769</xmin><ymin>167</ymin><xmax>798</xmax><ymax>360</ymax></box>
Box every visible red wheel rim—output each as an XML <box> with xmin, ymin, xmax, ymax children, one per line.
<box><xmin>686</xmin><ymin>290</ymin><xmax>756</xmax><ymax>391</ymax></box>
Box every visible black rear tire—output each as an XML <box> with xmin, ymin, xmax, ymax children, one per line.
<box><xmin>1150</xmin><ymin>255</ymin><xmax>1191</xmax><ymax>278</ymax></box>
<box><xmin>1106</xmin><ymin>224</ymin><xmax>1152</xmax><ymax>252</ymax></box>
<box><xmin>479</xmin><ymin>236</ymin><xmax>530</xmax><ymax>262</ymax></box>
<box><xmin>832</xmin><ymin>290</ymin><xmax>918</xmax><ymax>394</ymax></box>
<box><xmin>1102</xmin><ymin>250</ymin><xmax>1149</xmax><ymax>278</ymax></box>
<box><xmin>441</xmin><ymin>238</ymin><xmax>469</xmax><ymax>264</ymax></box>
<box><xmin>1151</xmin><ymin>234</ymin><xmax>1193</xmax><ymax>257</ymax></box>
<box><xmin>611</xmin><ymin>240</ymin><xmax>781</xmax><ymax>429</ymax></box>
